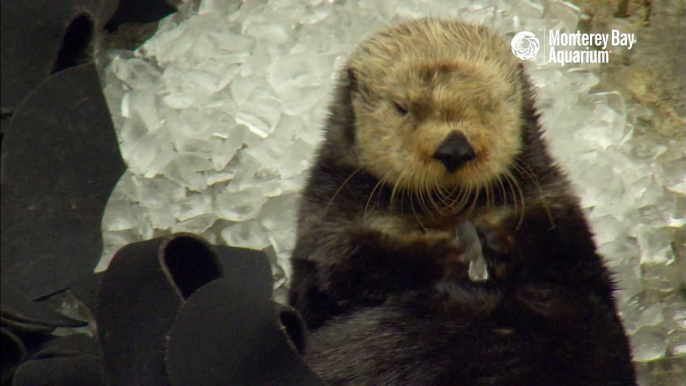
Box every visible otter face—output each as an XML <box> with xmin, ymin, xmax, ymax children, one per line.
<box><xmin>346</xmin><ymin>19</ymin><xmax>523</xmax><ymax>205</ymax></box>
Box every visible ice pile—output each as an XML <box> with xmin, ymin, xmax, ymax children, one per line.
<box><xmin>98</xmin><ymin>0</ymin><xmax>685</xmax><ymax>382</ymax></box>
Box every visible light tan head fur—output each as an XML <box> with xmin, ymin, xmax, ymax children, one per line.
<box><xmin>347</xmin><ymin>19</ymin><xmax>523</xmax><ymax>196</ymax></box>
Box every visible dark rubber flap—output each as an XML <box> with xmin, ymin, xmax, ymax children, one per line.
<box><xmin>96</xmin><ymin>234</ymin><xmax>224</xmax><ymax>385</ymax></box>
<box><xmin>12</xmin><ymin>334</ymin><xmax>104</xmax><ymax>386</ymax></box>
<box><xmin>165</xmin><ymin>278</ymin><xmax>324</xmax><ymax>386</ymax></box>
<box><xmin>1</xmin><ymin>63</ymin><xmax>126</xmax><ymax>300</ymax></box>
<box><xmin>1</xmin><ymin>279</ymin><xmax>87</xmax><ymax>332</ymax></box>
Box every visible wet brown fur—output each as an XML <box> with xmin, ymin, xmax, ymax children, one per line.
<box><xmin>288</xmin><ymin>18</ymin><xmax>636</xmax><ymax>386</ymax></box>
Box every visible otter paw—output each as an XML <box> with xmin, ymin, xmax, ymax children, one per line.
<box><xmin>475</xmin><ymin>223</ymin><xmax>514</xmax><ymax>255</ymax></box>
<box><xmin>474</xmin><ymin>223</ymin><xmax>518</xmax><ymax>278</ymax></box>
<box><xmin>419</xmin><ymin>232</ymin><xmax>469</xmax><ymax>280</ymax></box>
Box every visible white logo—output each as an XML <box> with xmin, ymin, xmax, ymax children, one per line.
<box><xmin>511</xmin><ymin>31</ymin><xmax>540</xmax><ymax>60</ymax></box>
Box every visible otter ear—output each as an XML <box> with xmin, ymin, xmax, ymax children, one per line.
<box><xmin>347</xmin><ymin>68</ymin><xmax>358</xmax><ymax>91</ymax></box>
<box><xmin>346</xmin><ymin>68</ymin><xmax>371</xmax><ymax>100</ymax></box>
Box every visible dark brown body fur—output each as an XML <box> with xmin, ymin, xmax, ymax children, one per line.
<box><xmin>288</xmin><ymin>19</ymin><xmax>636</xmax><ymax>386</ymax></box>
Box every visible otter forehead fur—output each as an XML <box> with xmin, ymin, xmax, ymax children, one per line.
<box><xmin>290</xmin><ymin>18</ymin><xmax>636</xmax><ymax>386</ymax></box>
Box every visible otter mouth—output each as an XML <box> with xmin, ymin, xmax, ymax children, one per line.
<box><xmin>431</xmin><ymin>130</ymin><xmax>476</xmax><ymax>173</ymax></box>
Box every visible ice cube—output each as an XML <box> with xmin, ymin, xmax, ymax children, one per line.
<box><xmin>300</xmin><ymin>3</ymin><xmax>333</xmax><ymax>25</ymax></box>
<box><xmin>630</xmin><ymin>326</ymin><xmax>666</xmax><ymax>362</ymax></box>
<box><xmin>161</xmin><ymin>155</ymin><xmax>213</xmax><ymax>192</ymax></box>
<box><xmin>260</xmin><ymin>177</ymin><xmax>303</xmax><ymax>197</ymax></box>
<box><xmin>267</xmin><ymin>54</ymin><xmax>328</xmax><ymax>95</ymax></box>
<box><xmin>110</xmin><ymin>56</ymin><xmax>161</xmax><ymax>90</ymax></box>
<box><xmin>235</xmin><ymin>88</ymin><xmax>283</xmax><ymax>138</ymax></box>
<box><xmin>193</xmin><ymin>59</ymin><xmax>240</xmax><ymax>92</ymax></box>
<box><xmin>543</xmin><ymin>0</ymin><xmax>582</xmax><ymax>33</ymax></box>
<box><xmin>667</xmin><ymin>330</ymin><xmax>686</xmax><ymax>356</ymax></box>
<box><xmin>162</xmin><ymin>67</ymin><xmax>218</xmax><ymax>109</ymax></box>
<box><xmin>278</xmin><ymin>139</ymin><xmax>314</xmax><ymax>178</ymax></box>
<box><xmin>132</xmin><ymin>175</ymin><xmax>186</xmax><ymax>209</ymax></box>
<box><xmin>102</xmin><ymin>199</ymin><xmax>141</xmax><ymax>232</ymax></box>
<box><xmin>171</xmin><ymin>214</ymin><xmax>217</xmax><ymax>234</ymax></box>
<box><xmin>148</xmin><ymin>207</ymin><xmax>176</xmax><ymax>230</ymax></box>
<box><xmin>171</xmin><ymin>193</ymin><xmax>213</xmax><ymax>221</ymax></box>
<box><xmin>230</xmin><ymin>75</ymin><xmax>266</xmax><ymax>105</ymax></box>
<box><xmin>215</xmin><ymin>187</ymin><xmax>268</xmax><ymax>222</ymax></box>
<box><xmin>221</xmin><ymin>220</ymin><xmax>271</xmax><ymax>250</ymax></box>
<box><xmin>244</xmin><ymin>22</ymin><xmax>291</xmax><ymax>46</ymax></box>
<box><xmin>591</xmin><ymin>215</ymin><xmax>627</xmax><ymax>246</ymax></box>
<box><xmin>634</xmin><ymin>225</ymin><xmax>676</xmax><ymax>265</ymax></box>
<box><xmin>198</xmin><ymin>0</ymin><xmax>241</xmax><ymax>15</ymax></box>
<box><xmin>211</xmin><ymin>126</ymin><xmax>247</xmax><ymax>171</ymax></box>
<box><xmin>259</xmin><ymin>194</ymin><xmax>298</xmax><ymax>233</ymax></box>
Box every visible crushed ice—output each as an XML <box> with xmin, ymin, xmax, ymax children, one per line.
<box><xmin>97</xmin><ymin>0</ymin><xmax>685</xmax><ymax>379</ymax></box>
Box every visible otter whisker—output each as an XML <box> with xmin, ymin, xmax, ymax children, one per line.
<box><xmin>505</xmin><ymin>169</ymin><xmax>526</xmax><ymax>230</ymax></box>
<box><xmin>389</xmin><ymin>168</ymin><xmax>405</xmax><ymax>216</ymax></box>
<box><xmin>417</xmin><ymin>173</ymin><xmax>431</xmax><ymax>217</ymax></box>
<box><xmin>503</xmin><ymin>171</ymin><xmax>519</xmax><ymax>219</ymax></box>
<box><xmin>409</xmin><ymin>173</ymin><xmax>428</xmax><ymax>231</ymax></box>
<box><xmin>399</xmin><ymin>173</ymin><xmax>409</xmax><ymax>215</ymax></box>
<box><xmin>485</xmin><ymin>181</ymin><xmax>492</xmax><ymax>212</ymax></box>
<box><xmin>389</xmin><ymin>165</ymin><xmax>410</xmax><ymax>216</ymax></box>
<box><xmin>496</xmin><ymin>174</ymin><xmax>508</xmax><ymax>208</ymax></box>
<box><xmin>364</xmin><ymin>171</ymin><xmax>388</xmax><ymax>219</ymax></box>
<box><xmin>432</xmin><ymin>174</ymin><xmax>453</xmax><ymax>210</ymax></box>
<box><xmin>452</xmin><ymin>183</ymin><xmax>472</xmax><ymax>214</ymax></box>
<box><xmin>467</xmin><ymin>183</ymin><xmax>480</xmax><ymax>216</ymax></box>
<box><xmin>424</xmin><ymin>174</ymin><xmax>443</xmax><ymax>216</ymax></box>
<box><xmin>325</xmin><ymin>167</ymin><xmax>362</xmax><ymax>214</ymax></box>
<box><xmin>513</xmin><ymin>158</ymin><xmax>555</xmax><ymax>229</ymax></box>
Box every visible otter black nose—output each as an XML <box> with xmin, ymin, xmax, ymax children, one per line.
<box><xmin>432</xmin><ymin>131</ymin><xmax>476</xmax><ymax>173</ymax></box>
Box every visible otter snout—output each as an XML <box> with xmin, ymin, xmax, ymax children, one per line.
<box><xmin>432</xmin><ymin>131</ymin><xmax>476</xmax><ymax>173</ymax></box>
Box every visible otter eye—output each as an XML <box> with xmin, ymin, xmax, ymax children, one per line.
<box><xmin>393</xmin><ymin>102</ymin><xmax>408</xmax><ymax>116</ymax></box>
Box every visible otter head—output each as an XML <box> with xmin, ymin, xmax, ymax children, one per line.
<box><xmin>343</xmin><ymin>19</ymin><xmax>525</xmax><ymax>204</ymax></box>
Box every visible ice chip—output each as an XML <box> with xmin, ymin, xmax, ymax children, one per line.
<box><xmin>630</xmin><ymin>326</ymin><xmax>666</xmax><ymax>362</ymax></box>
<box><xmin>110</xmin><ymin>56</ymin><xmax>161</xmax><ymax>90</ymax></box>
<box><xmin>230</xmin><ymin>75</ymin><xmax>268</xmax><ymax>105</ymax></box>
<box><xmin>267</xmin><ymin>54</ymin><xmax>328</xmax><ymax>95</ymax></box>
<box><xmin>543</xmin><ymin>0</ymin><xmax>582</xmax><ymax>32</ymax></box>
<box><xmin>634</xmin><ymin>225</ymin><xmax>676</xmax><ymax>265</ymax></box>
<box><xmin>244</xmin><ymin>23</ymin><xmax>291</xmax><ymax>45</ymax></box>
<box><xmin>215</xmin><ymin>187</ymin><xmax>268</xmax><ymax>222</ymax></box>
<box><xmin>260</xmin><ymin>177</ymin><xmax>303</xmax><ymax>197</ymax></box>
<box><xmin>235</xmin><ymin>88</ymin><xmax>282</xmax><ymax>138</ymax></box>
<box><xmin>132</xmin><ymin>175</ymin><xmax>186</xmax><ymax>209</ymax></box>
<box><xmin>148</xmin><ymin>207</ymin><xmax>176</xmax><ymax>230</ymax></box>
<box><xmin>198</xmin><ymin>0</ymin><xmax>241</xmax><ymax>15</ymax></box>
<box><xmin>211</xmin><ymin>126</ymin><xmax>247</xmax><ymax>171</ymax></box>
<box><xmin>172</xmin><ymin>193</ymin><xmax>213</xmax><ymax>221</ymax></box>
<box><xmin>221</xmin><ymin>220</ymin><xmax>271</xmax><ymax>250</ymax></box>
<box><xmin>279</xmin><ymin>139</ymin><xmax>314</xmax><ymax>178</ymax></box>
<box><xmin>120</xmin><ymin>129</ymin><xmax>175</xmax><ymax>177</ymax></box>
<box><xmin>456</xmin><ymin>221</ymin><xmax>489</xmax><ymax>282</ymax></box>
<box><xmin>102</xmin><ymin>199</ymin><xmax>142</xmax><ymax>232</ymax></box>
<box><xmin>300</xmin><ymin>3</ymin><xmax>333</xmax><ymax>25</ymax></box>
<box><xmin>162</xmin><ymin>67</ymin><xmax>218</xmax><ymax>108</ymax></box>
<box><xmin>129</xmin><ymin>89</ymin><xmax>161</xmax><ymax>132</ymax></box>
<box><xmin>667</xmin><ymin>330</ymin><xmax>686</xmax><ymax>356</ymax></box>
<box><xmin>171</xmin><ymin>214</ymin><xmax>217</xmax><ymax>234</ymax></box>
<box><xmin>161</xmin><ymin>155</ymin><xmax>213</xmax><ymax>191</ymax></box>
<box><xmin>259</xmin><ymin>194</ymin><xmax>298</xmax><ymax>233</ymax></box>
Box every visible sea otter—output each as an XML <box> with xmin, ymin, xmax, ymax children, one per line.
<box><xmin>288</xmin><ymin>18</ymin><xmax>637</xmax><ymax>385</ymax></box>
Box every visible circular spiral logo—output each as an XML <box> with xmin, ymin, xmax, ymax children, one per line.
<box><xmin>511</xmin><ymin>31</ymin><xmax>540</xmax><ymax>60</ymax></box>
